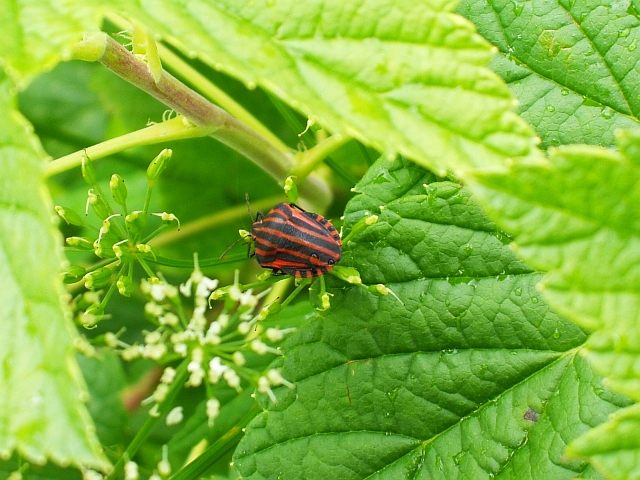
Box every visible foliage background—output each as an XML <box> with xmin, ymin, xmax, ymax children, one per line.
<box><xmin>0</xmin><ymin>0</ymin><xmax>639</xmax><ymax>479</ymax></box>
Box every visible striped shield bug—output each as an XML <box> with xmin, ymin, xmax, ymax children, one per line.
<box><xmin>249</xmin><ymin>202</ymin><xmax>342</xmax><ymax>278</ymax></box>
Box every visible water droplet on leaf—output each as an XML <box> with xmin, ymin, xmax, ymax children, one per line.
<box><xmin>601</xmin><ymin>107</ymin><xmax>614</xmax><ymax>119</ymax></box>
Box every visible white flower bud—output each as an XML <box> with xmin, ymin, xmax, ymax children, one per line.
<box><xmin>166</xmin><ymin>406</ymin><xmax>184</xmax><ymax>426</ymax></box>
<box><xmin>232</xmin><ymin>351</ymin><xmax>246</xmax><ymax>366</ymax></box>
<box><xmin>124</xmin><ymin>461</ymin><xmax>138</xmax><ymax>480</ymax></box>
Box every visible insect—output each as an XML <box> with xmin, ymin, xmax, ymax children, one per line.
<box><xmin>249</xmin><ymin>202</ymin><xmax>342</xmax><ymax>278</ymax></box>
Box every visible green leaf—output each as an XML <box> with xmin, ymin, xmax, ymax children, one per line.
<box><xmin>567</xmin><ymin>403</ymin><xmax>640</xmax><ymax>480</ymax></box>
<box><xmin>0</xmin><ymin>72</ymin><xmax>110</xmax><ymax>472</ymax></box>
<box><xmin>0</xmin><ymin>0</ymin><xmax>102</xmax><ymax>85</ymax></box>
<box><xmin>457</xmin><ymin>0</ymin><xmax>640</xmax><ymax>149</ymax></box>
<box><xmin>110</xmin><ymin>0</ymin><xmax>539</xmax><ymax>172</ymax></box>
<box><xmin>468</xmin><ymin>129</ymin><xmax>640</xmax><ymax>479</ymax></box>
<box><xmin>78</xmin><ymin>351</ymin><xmax>128</xmax><ymax>447</ymax></box>
<box><xmin>233</xmin><ymin>157</ymin><xmax>628</xmax><ymax>479</ymax></box>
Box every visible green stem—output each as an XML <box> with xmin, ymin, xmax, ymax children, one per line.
<box><xmin>99</xmin><ymin>269</ymin><xmax>122</xmax><ymax>308</ymax></box>
<box><xmin>156</xmin><ymin>43</ymin><xmax>290</xmax><ymax>155</ymax></box>
<box><xmin>169</xmin><ymin>403</ymin><xmax>261</xmax><ymax>480</ymax></box>
<box><xmin>70</xmin><ymin>32</ymin><xmax>293</xmax><ymax>183</ymax></box>
<box><xmin>137</xmin><ymin>257</ymin><xmax>158</xmax><ymax>278</ymax></box>
<box><xmin>280</xmin><ymin>279</ymin><xmax>311</xmax><ymax>308</ymax></box>
<box><xmin>107</xmin><ymin>360</ymin><xmax>190</xmax><ymax>480</ymax></box>
<box><xmin>67</xmin><ymin>31</ymin><xmax>333</xmax><ymax>210</ymax></box>
<box><xmin>149</xmin><ymin>195</ymin><xmax>281</xmax><ymax>248</ymax></box>
<box><xmin>45</xmin><ymin>116</ymin><xmax>213</xmax><ymax>177</ymax></box>
<box><xmin>292</xmin><ymin>133</ymin><xmax>351</xmax><ymax>180</ymax></box>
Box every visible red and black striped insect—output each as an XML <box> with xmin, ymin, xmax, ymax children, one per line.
<box><xmin>249</xmin><ymin>202</ymin><xmax>342</xmax><ymax>278</ymax></box>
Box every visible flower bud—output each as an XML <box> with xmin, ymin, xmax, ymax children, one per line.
<box><xmin>152</xmin><ymin>212</ymin><xmax>180</xmax><ymax>230</ymax></box>
<box><xmin>84</xmin><ymin>267</ymin><xmax>113</xmax><ymax>289</ymax></box>
<box><xmin>62</xmin><ymin>265</ymin><xmax>87</xmax><ymax>284</ymax></box>
<box><xmin>66</xmin><ymin>236</ymin><xmax>94</xmax><ymax>250</ymax></box>
<box><xmin>367</xmin><ymin>283</ymin><xmax>404</xmax><ymax>305</ymax></box>
<box><xmin>117</xmin><ymin>275</ymin><xmax>134</xmax><ymax>296</ymax></box>
<box><xmin>284</xmin><ymin>176</ymin><xmax>298</xmax><ymax>203</ymax></box>
<box><xmin>87</xmin><ymin>190</ymin><xmax>111</xmax><ymax>220</ymax></box>
<box><xmin>55</xmin><ymin>206</ymin><xmax>85</xmax><ymax>226</ymax></box>
<box><xmin>110</xmin><ymin>174</ymin><xmax>128</xmax><ymax>207</ymax></box>
<box><xmin>81</xmin><ymin>155</ymin><xmax>98</xmax><ymax>186</ymax></box>
<box><xmin>329</xmin><ymin>266</ymin><xmax>362</xmax><ymax>284</ymax></box>
<box><xmin>147</xmin><ymin>148</ymin><xmax>173</xmax><ymax>182</ymax></box>
<box><xmin>125</xmin><ymin>210</ymin><xmax>147</xmax><ymax>236</ymax></box>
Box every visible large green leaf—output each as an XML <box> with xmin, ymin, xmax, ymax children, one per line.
<box><xmin>457</xmin><ymin>0</ymin><xmax>640</xmax><ymax>149</ymax></box>
<box><xmin>233</xmin><ymin>157</ymin><xmax>628</xmax><ymax>479</ymax></box>
<box><xmin>0</xmin><ymin>0</ymin><xmax>102</xmax><ymax>85</ymax></box>
<box><xmin>0</xmin><ymin>73</ymin><xmax>109</xmax><ymax>471</ymax></box>
<box><xmin>109</xmin><ymin>0</ymin><xmax>540</xmax><ymax>173</ymax></box>
<box><xmin>468</xmin><ymin>130</ymin><xmax>640</xmax><ymax>479</ymax></box>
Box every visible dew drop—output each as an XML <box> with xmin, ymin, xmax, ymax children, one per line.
<box><xmin>546</xmin><ymin>105</ymin><xmax>555</xmax><ymax>112</ymax></box>
<box><xmin>560</xmin><ymin>89</ymin><xmax>569</xmax><ymax>96</ymax></box>
<box><xmin>629</xmin><ymin>39</ymin><xmax>638</xmax><ymax>51</ymax></box>
<box><xmin>436</xmin><ymin>455</ymin><xmax>444</xmax><ymax>470</ymax></box>
<box><xmin>552</xmin><ymin>328</ymin><xmax>560</xmax><ymax>339</ymax></box>
<box><xmin>531</xmin><ymin>297</ymin><xmax>539</xmax><ymax>304</ymax></box>
<box><xmin>246</xmin><ymin>81</ymin><xmax>257</xmax><ymax>90</ymax></box>
<box><xmin>601</xmin><ymin>106</ymin><xmax>614</xmax><ymax>119</ymax></box>
<box><xmin>514</xmin><ymin>288</ymin><xmax>522</xmax><ymax>296</ymax></box>
<box><xmin>619</xmin><ymin>28</ymin><xmax>631</xmax><ymax>38</ymax></box>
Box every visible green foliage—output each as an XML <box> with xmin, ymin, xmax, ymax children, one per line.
<box><xmin>109</xmin><ymin>0</ymin><xmax>541</xmax><ymax>172</ymax></box>
<box><xmin>0</xmin><ymin>0</ymin><xmax>638</xmax><ymax>478</ymax></box>
<box><xmin>234</xmin><ymin>157</ymin><xmax>630</xmax><ymax>479</ymax></box>
<box><xmin>469</xmin><ymin>133</ymin><xmax>640</xmax><ymax>479</ymax></box>
<box><xmin>0</xmin><ymin>72</ymin><xmax>109</xmax><ymax>471</ymax></box>
<box><xmin>457</xmin><ymin>0</ymin><xmax>640</xmax><ymax>149</ymax></box>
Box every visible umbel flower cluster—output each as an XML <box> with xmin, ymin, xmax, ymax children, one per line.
<box><xmin>107</xmin><ymin>263</ymin><xmax>296</xmax><ymax>426</ymax></box>
<box><xmin>55</xmin><ymin>150</ymin><xmax>299</xmax><ymax>480</ymax></box>
<box><xmin>58</xmin><ymin>149</ymin><xmax>295</xmax><ymax>414</ymax></box>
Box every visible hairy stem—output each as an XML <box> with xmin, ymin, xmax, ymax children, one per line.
<box><xmin>68</xmin><ymin>32</ymin><xmax>332</xmax><ymax>208</ymax></box>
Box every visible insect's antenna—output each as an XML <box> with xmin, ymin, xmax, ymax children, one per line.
<box><xmin>219</xmin><ymin>235</ymin><xmax>247</xmax><ymax>260</ymax></box>
<box><xmin>245</xmin><ymin>193</ymin><xmax>254</xmax><ymax>221</ymax></box>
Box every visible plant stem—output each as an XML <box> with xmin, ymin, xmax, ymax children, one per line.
<box><xmin>169</xmin><ymin>402</ymin><xmax>261</xmax><ymax>480</ymax></box>
<box><xmin>156</xmin><ymin>43</ymin><xmax>290</xmax><ymax>155</ymax></box>
<box><xmin>149</xmin><ymin>195</ymin><xmax>280</xmax><ymax>248</ymax></box>
<box><xmin>292</xmin><ymin>133</ymin><xmax>351</xmax><ymax>180</ymax></box>
<box><xmin>70</xmin><ymin>33</ymin><xmax>292</xmax><ymax>182</ymax></box>
<box><xmin>66</xmin><ymin>31</ymin><xmax>333</xmax><ymax>211</ymax></box>
<box><xmin>45</xmin><ymin>116</ymin><xmax>213</xmax><ymax>177</ymax></box>
<box><xmin>107</xmin><ymin>360</ymin><xmax>189</xmax><ymax>480</ymax></box>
